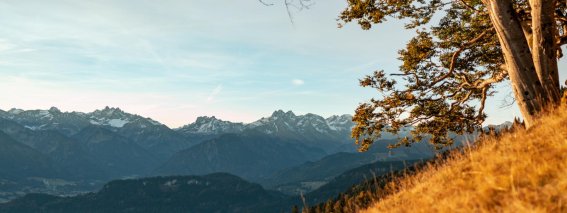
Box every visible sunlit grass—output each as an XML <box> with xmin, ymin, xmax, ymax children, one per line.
<box><xmin>363</xmin><ymin>106</ymin><xmax>567</xmax><ymax>213</ymax></box>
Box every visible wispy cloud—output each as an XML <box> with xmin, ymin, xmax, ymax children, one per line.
<box><xmin>207</xmin><ymin>84</ymin><xmax>223</xmax><ymax>103</ymax></box>
<box><xmin>292</xmin><ymin>79</ymin><xmax>305</xmax><ymax>86</ymax></box>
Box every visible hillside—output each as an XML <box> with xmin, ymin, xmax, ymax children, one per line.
<box><xmin>154</xmin><ymin>133</ymin><xmax>327</xmax><ymax>181</ymax></box>
<box><xmin>72</xmin><ymin>126</ymin><xmax>160</xmax><ymax>177</ymax></box>
<box><xmin>0</xmin><ymin>118</ymin><xmax>106</xmax><ymax>180</ymax></box>
<box><xmin>0</xmin><ymin>173</ymin><xmax>288</xmax><ymax>213</ymax></box>
<box><xmin>0</xmin><ymin>131</ymin><xmax>57</xmax><ymax>180</ymax></box>
<box><xmin>357</xmin><ymin>108</ymin><xmax>567</xmax><ymax>212</ymax></box>
<box><xmin>261</xmin><ymin>139</ymin><xmax>433</xmax><ymax>195</ymax></box>
<box><xmin>303</xmin><ymin>159</ymin><xmax>422</xmax><ymax>205</ymax></box>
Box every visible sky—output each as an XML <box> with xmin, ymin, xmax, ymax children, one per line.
<box><xmin>0</xmin><ymin>1</ymin><xmax>565</xmax><ymax>128</ymax></box>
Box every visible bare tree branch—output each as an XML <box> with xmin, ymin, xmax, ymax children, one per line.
<box><xmin>456</xmin><ymin>0</ymin><xmax>479</xmax><ymax>11</ymax></box>
<box><xmin>259</xmin><ymin>0</ymin><xmax>314</xmax><ymax>25</ymax></box>
<box><xmin>477</xmin><ymin>87</ymin><xmax>489</xmax><ymax>121</ymax></box>
<box><xmin>499</xmin><ymin>91</ymin><xmax>516</xmax><ymax>109</ymax></box>
<box><xmin>429</xmin><ymin>30</ymin><xmax>490</xmax><ymax>87</ymax></box>
<box><xmin>258</xmin><ymin>0</ymin><xmax>274</xmax><ymax>6</ymax></box>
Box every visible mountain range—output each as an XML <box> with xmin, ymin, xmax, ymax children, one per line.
<box><xmin>0</xmin><ymin>107</ymin><xmax>196</xmax><ymax>160</ymax></box>
<box><xmin>0</xmin><ymin>106</ymin><xmax>469</xmax><ymax>206</ymax></box>
<box><xmin>0</xmin><ymin>107</ymin><xmax>368</xmax><ymax>201</ymax></box>
<box><xmin>175</xmin><ymin>110</ymin><xmax>356</xmax><ymax>153</ymax></box>
<box><xmin>0</xmin><ymin>106</ymin><xmax>501</xmax><ymax>211</ymax></box>
<box><xmin>0</xmin><ymin>107</ymin><xmax>357</xmax><ymax>155</ymax></box>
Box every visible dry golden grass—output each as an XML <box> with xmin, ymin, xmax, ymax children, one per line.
<box><xmin>363</xmin><ymin>107</ymin><xmax>567</xmax><ymax>213</ymax></box>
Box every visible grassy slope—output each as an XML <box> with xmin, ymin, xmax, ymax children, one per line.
<box><xmin>364</xmin><ymin>108</ymin><xmax>567</xmax><ymax>213</ymax></box>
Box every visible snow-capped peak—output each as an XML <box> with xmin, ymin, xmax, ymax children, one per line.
<box><xmin>271</xmin><ymin>110</ymin><xmax>296</xmax><ymax>119</ymax></box>
<box><xmin>8</xmin><ymin>108</ymin><xmax>24</xmax><ymax>115</ymax></box>
<box><xmin>98</xmin><ymin>106</ymin><xmax>125</xmax><ymax>116</ymax></box>
<box><xmin>107</xmin><ymin>119</ymin><xmax>129</xmax><ymax>128</ymax></box>
<box><xmin>87</xmin><ymin>107</ymin><xmax>137</xmax><ymax>128</ymax></box>
<box><xmin>326</xmin><ymin>114</ymin><xmax>354</xmax><ymax>131</ymax></box>
<box><xmin>249</xmin><ymin>110</ymin><xmax>295</xmax><ymax>128</ymax></box>
<box><xmin>296</xmin><ymin>113</ymin><xmax>331</xmax><ymax>134</ymax></box>
<box><xmin>247</xmin><ymin>110</ymin><xmax>347</xmax><ymax>135</ymax></box>
<box><xmin>177</xmin><ymin>116</ymin><xmax>244</xmax><ymax>134</ymax></box>
<box><xmin>48</xmin><ymin>107</ymin><xmax>61</xmax><ymax>113</ymax></box>
<box><xmin>484</xmin><ymin>121</ymin><xmax>514</xmax><ymax>131</ymax></box>
<box><xmin>195</xmin><ymin>116</ymin><xmax>219</xmax><ymax>123</ymax></box>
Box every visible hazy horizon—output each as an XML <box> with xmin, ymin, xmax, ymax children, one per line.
<box><xmin>1</xmin><ymin>1</ymin><xmax>565</xmax><ymax>127</ymax></box>
<box><xmin>1</xmin><ymin>105</ymin><xmax>356</xmax><ymax>128</ymax></box>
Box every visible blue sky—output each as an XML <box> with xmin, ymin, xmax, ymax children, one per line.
<box><xmin>0</xmin><ymin>1</ymin><xmax>565</xmax><ymax>127</ymax></box>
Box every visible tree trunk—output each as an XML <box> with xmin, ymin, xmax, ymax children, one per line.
<box><xmin>483</xmin><ymin>0</ymin><xmax>546</xmax><ymax>127</ymax></box>
<box><xmin>520</xmin><ymin>20</ymin><xmax>533</xmax><ymax>51</ymax></box>
<box><xmin>530</xmin><ymin>0</ymin><xmax>561</xmax><ymax>104</ymax></box>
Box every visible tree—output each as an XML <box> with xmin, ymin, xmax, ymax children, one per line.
<box><xmin>340</xmin><ymin>0</ymin><xmax>565</xmax><ymax>151</ymax></box>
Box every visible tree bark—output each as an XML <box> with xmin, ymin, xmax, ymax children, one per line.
<box><xmin>531</xmin><ymin>0</ymin><xmax>561</xmax><ymax>104</ymax></box>
<box><xmin>519</xmin><ymin>20</ymin><xmax>533</xmax><ymax>50</ymax></box>
<box><xmin>483</xmin><ymin>0</ymin><xmax>546</xmax><ymax>127</ymax></box>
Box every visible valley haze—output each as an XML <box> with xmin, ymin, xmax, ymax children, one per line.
<box><xmin>0</xmin><ymin>105</ymin><xmax>440</xmax><ymax>207</ymax></box>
